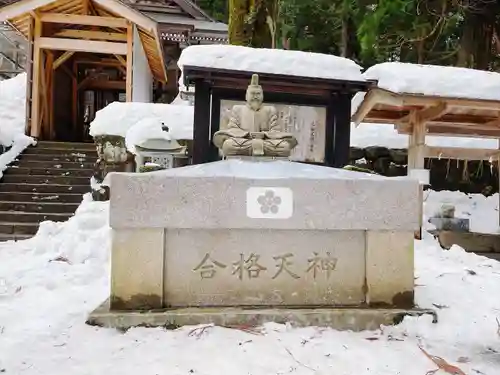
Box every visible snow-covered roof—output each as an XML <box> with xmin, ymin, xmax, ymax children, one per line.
<box><xmin>177</xmin><ymin>45</ymin><xmax>367</xmax><ymax>82</ymax></box>
<box><xmin>89</xmin><ymin>102</ymin><xmax>193</xmax><ymax>140</ymax></box>
<box><xmin>362</xmin><ymin>62</ymin><xmax>500</xmax><ymax>102</ymax></box>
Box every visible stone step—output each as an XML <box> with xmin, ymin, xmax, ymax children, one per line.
<box><xmin>0</xmin><ymin>192</ymin><xmax>84</xmax><ymax>203</ymax></box>
<box><xmin>0</xmin><ymin>233</ymin><xmax>33</xmax><ymax>242</ymax></box>
<box><xmin>4</xmin><ymin>167</ymin><xmax>94</xmax><ymax>177</ymax></box>
<box><xmin>0</xmin><ymin>183</ymin><xmax>89</xmax><ymax>194</ymax></box>
<box><xmin>1</xmin><ymin>174</ymin><xmax>90</xmax><ymax>185</ymax></box>
<box><xmin>17</xmin><ymin>153</ymin><xmax>98</xmax><ymax>163</ymax></box>
<box><xmin>0</xmin><ymin>201</ymin><xmax>80</xmax><ymax>214</ymax></box>
<box><xmin>36</xmin><ymin>141</ymin><xmax>95</xmax><ymax>151</ymax></box>
<box><xmin>23</xmin><ymin>147</ymin><xmax>97</xmax><ymax>157</ymax></box>
<box><xmin>0</xmin><ymin>222</ymin><xmax>39</xmax><ymax>235</ymax></box>
<box><xmin>13</xmin><ymin>160</ymin><xmax>95</xmax><ymax>170</ymax></box>
<box><xmin>0</xmin><ymin>211</ymin><xmax>72</xmax><ymax>224</ymax></box>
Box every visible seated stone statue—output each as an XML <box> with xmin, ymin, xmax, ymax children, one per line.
<box><xmin>213</xmin><ymin>74</ymin><xmax>298</xmax><ymax>157</ymax></box>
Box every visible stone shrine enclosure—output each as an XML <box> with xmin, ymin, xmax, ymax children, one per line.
<box><xmin>88</xmin><ymin>160</ymin><xmax>436</xmax><ymax>331</ymax></box>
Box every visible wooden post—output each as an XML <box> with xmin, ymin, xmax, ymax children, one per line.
<box><xmin>45</xmin><ymin>51</ymin><xmax>54</xmax><ymax>139</ymax></box>
<box><xmin>192</xmin><ymin>79</ymin><xmax>211</xmax><ymax>165</ymax></box>
<box><xmin>332</xmin><ymin>93</ymin><xmax>352</xmax><ymax>168</ymax></box>
<box><xmin>25</xmin><ymin>16</ymin><xmax>34</xmax><ymax>135</ymax></box>
<box><xmin>72</xmin><ymin>59</ymin><xmax>78</xmax><ymax>140</ymax></box>
<box><xmin>40</xmin><ymin>51</ymin><xmax>49</xmax><ymax>138</ymax></box>
<box><xmin>126</xmin><ymin>23</ymin><xmax>133</xmax><ymax>102</ymax></box>
<box><xmin>407</xmin><ymin>110</ymin><xmax>426</xmax><ymax>239</ymax></box>
<box><xmin>209</xmin><ymin>90</ymin><xmax>222</xmax><ymax>162</ymax></box>
<box><xmin>31</xmin><ymin>15</ymin><xmax>42</xmax><ymax>138</ymax></box>
<box><xmin>324</xmin><ymin>93</ymin><xmax>337</xmax><ymax>167</ymax></box>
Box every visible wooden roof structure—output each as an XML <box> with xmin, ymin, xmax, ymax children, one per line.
<box><xmin>352</xmin><ymin>87</ymin><xmax>500</xmax><ymax>139</ymax></box>
<box><xmin>0</xmin><ymin>0</ymin><xmax>168</xmax><ymax>82</ymax></box>
<box><xmin>183</xmin><ymin>65</ymin><xmax>372</xmax><ymax>98</ymax></box>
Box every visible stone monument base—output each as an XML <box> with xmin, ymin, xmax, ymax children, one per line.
<box><xmin>87</xmin><ymin>299</ymin><xmax>437</xmax><ymax>331</ymax></box>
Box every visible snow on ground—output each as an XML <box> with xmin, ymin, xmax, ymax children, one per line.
<box><xmin>363</xmin><ymin>62</ymin><xmax>500</xmax><ymax>102</ymax></box>
<box><xmin>177</xmin><ymin>44</ymin><xmax>367</xmax><ymax>91</ymax></box>
<box><xmin>0</xmin><ymin>73</ymin><xmax>36</xmax><ymax>178</ymax></box>
<box><xmin>0</xmin><ymin>192</ymin><xmax>499</xmax><ymax>375</ymax></box>
<box><xmin>89</xmin><ymin>102</ymin><xmax>193</xmax><ymax>143</ymax></box>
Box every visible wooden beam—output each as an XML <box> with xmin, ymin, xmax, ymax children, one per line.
<box><xmin>93</xmin><ymin>0</ymin><xmax>157</xmax><ymax>33</ymax></box>
<box><xmin>398</xmin><ymin>101</ymin><xmax>448</xmax><ymax>124</ymax></box>
<box><xmin>403</xmin><ymin>95</ymin><xmax>500</xmax><ymax>112</ymax></box>
<box><xmin>39</xmin><ymin>13</ymin><xmax>128</xmax><ymax>28</ymax></box>
<box><xmin>483</xmin><ymin>117</ymin><xmax>500</xmax><ymax>128</ymax></box>
<box><xmin>53</xmin><ymin>51</ymin><xmax>74</xmax><ymax>70</ymax></box>
<box><xmin>0</xmin><ymin>0</ymin><xmax>52</xmax><ymax>21</ymax></box>
<box><xmin>76</xmin><ymin>59</ymin><xmax>122</xmax><ymax>67</ymax></box>
<box><xmin>369</xmin><ymin>109</ymin><xmax>500</xmax><ymax>127</ymax></box>
<box><xmin>35</xmin><ymin>37</ymin><xmax>127</xmax><ymax>55</ymax></box>
<box><xmin>352</xmin><ymin>92</ymin><xmax>378</xmax><ymax>127</ymax></box>
<box><xmin>114</xmin><ymin>54</ymin><xmax>126</xmax><ymax>66</ymax></box>
<box><xmin>352</xmin><ymin>89</ymin><xmax>404</xmax><ymax>126</ymax></box>
<box><xmin>126</xmin><ymin>24</ymin><xmax>133</xmax><ymax>102</ymax></box>
<box><xmin>82</xmin><ymin>0</ymin><xmax>89</xmax><ymax>15</ymax></box>
<box><xmin>53</xmin><ymin>29</ymin><xmax>127</xmax><ymax>42</ymax></box>
<box><xmin>423</xmin><ymin>145</ymin><xmax>500</xmax><ymax>161</ymax></box>
<box><xmin>401</xmin><ymin>125</ymin><xmax>500</xmax><ymax>139</ymax></box>
<box><xmin>30</xmin><ymin>16</ymin><xmax>41</xmax><ymax>138</ymax></box>
<box><xmin>83</xmin><ymin>80</ymin><xmax>126</xmax><ymax>90</ymax></box>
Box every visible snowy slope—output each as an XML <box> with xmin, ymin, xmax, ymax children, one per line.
<box><xmin>0</xmin><ymin>193</ymin><xmax>499</xmax><ymax>375</ymax></box>
<box><xmin>0</xmin><ymin>73</ymin><xmax>36</xmax><ymax>178</ymax></box>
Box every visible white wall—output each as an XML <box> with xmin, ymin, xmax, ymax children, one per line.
<box><xmin>132</xmin><ymin>25</ymin><xmax>153</xmax><ymax>102</ymax></box>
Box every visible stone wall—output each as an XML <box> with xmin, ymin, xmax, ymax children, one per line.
<box><xmin>349</xmin><ymin>146</ymin><xmax>499</xmax><ymax>195</ymax></box>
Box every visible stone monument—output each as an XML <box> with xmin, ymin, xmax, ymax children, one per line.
<box><xmin>88</xmin><ymin>160</ymin><xmax>436</xmax><ymax>331</ymax></box>
<box><xmin>213</xmin><ymin>74</ymin><xmax>298</xmax><ymax>158</ymax></box>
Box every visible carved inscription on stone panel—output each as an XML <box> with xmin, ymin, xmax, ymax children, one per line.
<box><xmin>192</xmin><ymin>252</ymin><xmax>338</xmax><ymax>281</ymax></box>
<box><xmin>219</xmin><ymin>100</ymin><xmax>327</xmax><ymax>163</ymax></box>
<box><xmin>165</xmin><ymin>229</ymin><xmax>366</xmax><ymax>306</ymax></box>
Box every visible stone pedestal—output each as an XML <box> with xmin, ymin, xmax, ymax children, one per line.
<box><xmin>89</xmin><ymin>160</ymin><xmax>436</xmax><ymax>330</ymax></box>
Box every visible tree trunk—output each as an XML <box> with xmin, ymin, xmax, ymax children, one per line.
<box><xmin>228</xmin><ymin>0</ymin><xmax>278</xmax><ymax>48</ymax></box>
<box><xmin>340</xmin><ymin>0</ymin><xmax>360</xmax><ymax>61</ymax></box>
<box><xmin>457</xmin><ymin>1</ymin><xmax>496</xmax><ymax>69</ymax></box>
<box><xmin>228</xmin><ymin>0</ymin><xmax>250</xmax><ymax>45</ymax></box>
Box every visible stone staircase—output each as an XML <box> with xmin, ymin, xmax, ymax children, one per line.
<box><xmin>0</xmin><ymin>141</ymin><xmax>96</xmax><ymax>241</ymax></box>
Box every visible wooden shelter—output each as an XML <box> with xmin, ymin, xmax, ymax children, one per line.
<box><xmin>0</xmin><ymin>0</ymin><xmax>168</xmax><ymax>141</ymax></box>
<box><xmin>183</xmin><ymin>65</ymin><xmax>372</xmax><ymax>166</ymax></box>
<box><xmin>352</xmin><ymin>87</ymin><xmax>500</xmax><ymax>236</ymax></box>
